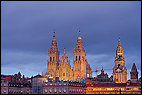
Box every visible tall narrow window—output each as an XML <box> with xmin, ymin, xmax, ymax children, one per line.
<box><xmin>53</xmin><ymin>57</ymin><xmax>54</xmax><ymax>61</ymax></box>
<box><xmin>79</xmin><ymin>56</ymin><xmax>80</xmax><ymax>61</ymax></box>
<box><xmin>63</xmin><ymin>73</ymin><xmax>65</xmax><ymax>76</ymax></box>
<box><xmin>76</xmin><ymin>56</ymin><xmax>77</xmax><ymax>61</ymax></box>
<box><xmin>50</xmin><ymin>57</ymin><xmax>52</xmax><ymax>61</ymax></box>
<box><xmin>118</xmin><ymin>64</ymin><xmax>120</xmax><ymax>68</ymax></box>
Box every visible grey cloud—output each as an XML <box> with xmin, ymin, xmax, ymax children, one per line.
<box><xmin>1</xmin><ymin>1</ymin><xmax>141</xmax><ymax>78</ymax></box>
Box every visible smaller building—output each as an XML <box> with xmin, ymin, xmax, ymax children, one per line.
<box><xmin>8</xmin><ymin>82</ymin><xmax>32</xmax><ymax>94</ymax></box>
<box><xmin>86</xmin><ymin>78</ymin><xmax>141</xmax><ymax>94</ymax></box>
<box><xmin>88</xmin><ymin>69</ymin><xmax>112</xmax><ymax>83</ymax></box>
<box><xmin>1</xmin><ymin>79</ymin><xmax>9</xmax><ymax>94</ymax></box>
<box><xmin>130</xmin><ymin>63</ymin><xmax>138</xmax><ymax>83</ymax></box>
<box><xmin>1</xmin><ymin>72</ymin><xmax>32</xmax><ymax>94</ymax></box>
<box><xmin>96</xmin><ymin>69</ymin><xmax>111</xmax><ymax>82</ymax></box>
<box><xmin>31</xmin><ymin>74</ymin><xmax>47</xmax><ymax>94</ymax></box>
<box><xmin>43</xmin><ymin>77</ymin><xmax>86</xmax><ymax>94</ymax></box>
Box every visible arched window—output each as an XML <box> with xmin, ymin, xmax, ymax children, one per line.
<box><xmin>63</xmin><ymin>73</ymin><xmax>65</xmax><ymax>76</ymax></box>
<box><xmin>76</xmin><ymin>56</ymin><xmax>77</xmax><ymax>61</ymax></box>
<box><xmin>50</xmin><ymin>57</ymin><xmax>52</xmax><ymax>61</ymax></box>
<box><xmin>79</xmin><ymin>56</ymin><xmax>80</xmax><ymax>61</ymax></box>
<box><xmin>118</xmin><ymin>64</ymin><xmax>120</xmax><ymax>68</ymax></box>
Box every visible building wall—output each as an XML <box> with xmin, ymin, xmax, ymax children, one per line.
<box><xmin>32</xmin><ymin>77</ymin><xmax>47</xmax><ymax>94</ymax></box>
<box><xmin>8</xmin><ymin>87</ymin><xmax>32</xmax><ymax>94</ymax></box>
<box><xmin>1</xmin><ymin>80</ymin><xmax>9</xmax><ymax>94</ymax></box>
<box><xmin>43</xmin><ymin>81</ymin><xmax>86</xmax><ymax>94</ymax></box>
<box><xmin>86</xmin><ymin>86</ymin><xmax>141</xmax><ymax>94</ymax></box>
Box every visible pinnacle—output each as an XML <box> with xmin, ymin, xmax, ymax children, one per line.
<box><xmin>53</xmin><ymin>32</ymin><xmax>55</xmax><ymax>37</ymax></box>
<box><xmin>64</xmin><ymin>48</ymin><xmax>66</xmax><ymax>56</ymax></box>
<box><xmin>118</xmin><ymin>36</ymin><xmax>121</xmax><ymax>46</ymax></box>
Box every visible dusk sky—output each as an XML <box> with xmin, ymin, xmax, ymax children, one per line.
<box><xmin>1</xmin><ymin>1</ymin><xmax>141</xmax><ymax>79</ymax></box>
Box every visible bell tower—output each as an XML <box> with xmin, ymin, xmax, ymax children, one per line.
<box><xmin>73</xmin><ymin>30</ymin><xmax>87</xmax><ymax>80</ymax></box>
<box><xmin>113</xmin><ymin>37</ymin><xmax>127</xmax><ymax>83</ymax></box>
<box><xmin>47</xmin><ymin>32</ymin><xmax>60</xmax><ymax>77</ymax></box>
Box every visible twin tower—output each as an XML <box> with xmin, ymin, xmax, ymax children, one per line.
<box><xmin>46</xmin><ymin>31</ymin><xmax>92</xmax><ymax>81</ymax></box>
<box><xmin>46</xmin><ymin>31</ymin><xmax>129</xmax><ymax>83</ymax></box>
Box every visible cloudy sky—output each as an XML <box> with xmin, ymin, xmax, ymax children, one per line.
<box><xmin>1</xmin><ymin>1</ymin><xmax>141</xmax><ymax>79</ymax></box>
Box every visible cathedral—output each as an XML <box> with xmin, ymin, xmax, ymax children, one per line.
<box><xmin>113</xmin><ymin>37</ymin><xmax>127</xmax><ymax>83</ymax></box>
<box><xmin>46</xmin><ymin>31</ymin><xmax>92</xmax><ymax>81</ymax></box>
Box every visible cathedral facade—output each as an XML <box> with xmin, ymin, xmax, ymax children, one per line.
<box><xmin>113</xmin><ymin>37</ymin><xmax>127</xmax><ymax>83</ymax></box>
<box><xmin>46</xmin><ymin>31</ymin><xmax>91</xmax><ymax>81</ymax></box>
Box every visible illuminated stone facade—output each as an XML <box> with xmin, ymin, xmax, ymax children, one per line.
<box><xmin>46</xmin><ymin>32</ymin><xmax>73</xmax><ymax>81</ymax></box>
<box><xmin>73</xmin><ymin>31</ymin><xmax>88</xmax><ymax>80</ymax></box>
<box><xmin>56</xmin><ymin>48</ymin><xmax>73</xmax><ymax>81</ymax></box>
<box><xmin>46</xmin><ymin>31</ymin><xmax>91</xmax><ymax>81</ymax></box>
<box><xmin>47</xmin><ymin>32</ymin><xmax>60</xmax><ymax>78</ymax></box>
<box><xmin>113</xmin><ymin>37</ymin><xmax>127</xmax><ymax>83</ymax></box>
<box><xmin>86</xmin><ymin>79</ymin><xmax>141</xmax><ymax>94</ymax></box>
<box><xmin>43</xmin><ymin>80</ymin><xmax>86</xmax><ymax>94</ymax></box>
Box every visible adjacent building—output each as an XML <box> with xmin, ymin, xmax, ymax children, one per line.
<box><xmin>86</xmin><ymin>81</ymin><xmax>141</xmax><ymax>94</ymax></box>
<box><xmin>130</xmin><ymin>63</ymin><xmax>138</xmax><ymax>83</ymax></box>
<box><xmin>1</xmin><ymin>72</ymin><xmax>32</xmax><ymax>94</ymax></box>
<box><xmin>43</xmin><ymin>77</ymin><xmax>86</xmax><ymax>94</ymax></box>
<box><xmin>96</xmin><ymin>68</ymin><xmax>111</xmax><ymax>82</ymax></box>
<box><xmin>86</xmin><ymin>63</ymin><xmax>141</xmax><ymax>94</ymax></box>
<box><xmin>32</xmin><ymin>74</ymin><xmax>47</xmax><ymax>94</ymax></box>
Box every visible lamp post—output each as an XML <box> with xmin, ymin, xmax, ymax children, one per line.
<box><xmin>120</xmin><ymin>88</ymin><xmax>121</xmax><ymax>94</ymax></box>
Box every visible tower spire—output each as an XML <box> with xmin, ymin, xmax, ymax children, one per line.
<box><xmin>53</xmin><ymin>32</ymin><xmax>55</xmax><ymax>38</ymax></box>
<box><xmin>118</xmin><ymin>36</ymin><xmax>121</xmax><ymax>46</ymax></box>
<box><xmin>131</xmin><ymin>63</ymin><xmax>138</xmax><ymax>72</ymax></box>
<box><xmin>64</xmin><ymin>48</ymin><xmax>66</xmax><ymax>56</ymax></box>
<box><xmin>130</xmin><ymin>63</ymin><xmax>138</xmax><ymax>82</ymax></box>
<box><xmin>51</xmin><ymin>32</ymin><xmax>57</xmax><ymax>47</ymax></box>
<box><xmin>78</xmin><ymin>28</ymin><xmax>81</xmax><ymax>38</ymax></box>
<box><xmin>78</xmin><ymin>28</ymin><xmax>82</xmax><ymax>40</ymax></box>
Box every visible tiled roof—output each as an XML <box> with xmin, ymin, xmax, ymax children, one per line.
<box><xmin>1</xmin><ymin>77</ymin><xmax>11</xmax><ymax>80</ymax></box>
<box><xmin>97</xmin><ymin>73</ymin><xmax>108</xmax><ymax>78</ymax></box>
<box><xmin>87</xmin><ymin>83</ymin><xmax>126</xmax><ymax>87</ymax></box>
<box><xmin>127</xmin><ymin>83</ymin><xmax>141</xmax><ymax>87</ymax></box>
<box><xmin>32</xmin><ymin>74</ymin><xmax>46</xmax><ymax>78</ymax></box>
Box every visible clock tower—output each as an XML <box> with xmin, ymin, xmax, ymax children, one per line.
<box><xmin>113</xmin><ymin>37</ymin><xmax>127</xmax><ymax>83</ymax></box>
